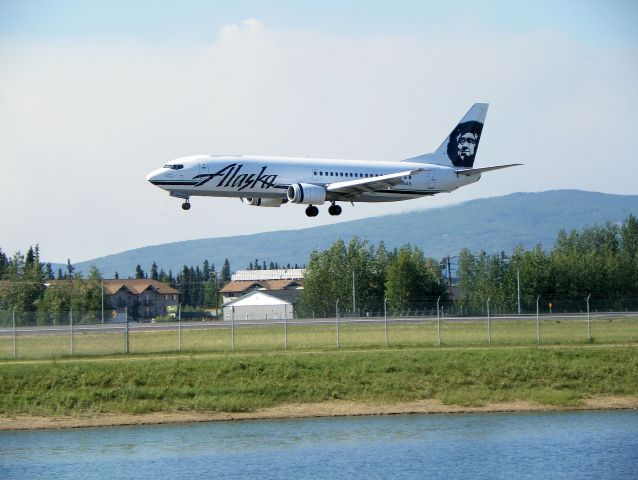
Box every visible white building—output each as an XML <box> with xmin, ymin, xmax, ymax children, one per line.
<box><xmin>221</xmin><ymin>269</ymin><xmax>305</xmax><ymax>304</ymax></box>
<box><xmin>231</xmin><ymin>269</ymin><xmax>305</xmax><ymax>281</ymax></box>
<box><xmin>222</xmin><ymin>291</ymin><xmax>293</xmax><ymax>321</ymax></box>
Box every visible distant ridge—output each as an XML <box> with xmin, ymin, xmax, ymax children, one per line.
<box><xmin>71</xmin><ymin>190</ymin><xmax>638</xmax><ymax>277</ymax></box>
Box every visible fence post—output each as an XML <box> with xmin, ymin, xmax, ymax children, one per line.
<box><xmin>284</xmin><ymin>304</ymin><xmax>288</xmax><ymax>350</ymax></box>
<box><xmin>384</xmin><ymin>298</ymin><xmax>388</xmax><ymax>347</ymax></box>
<box><xmin>101</xmin><ymin>281</ymin><xmax>104</xmax><ymax>324</ymax></box>
<box><xmin>436</xmin><ymin>296</ymin><xmax>441</xmax><ymax>346</ymax></box>
<box><xmin>12</xmin><ymin>306</ymin><xmax>16</xmax><ymax>359</ymax></box>
<box><xmin>70</xmin><ymin>308</ymin><xmax>74</xmax><ymax>356</ymax></box>
<box><xmin>231</xmin><ymin>306</ymin><xmax>235</xmax><ymax>351</ymax></box>
<box><xmin>178</xmin><ymin>303</ymin><xmax>182</xmax><ymax>352</ymax></box>
<box><xmin>587</xmin><ymin>293</ymin><xmax>591</xmax><ymax>343</ymax></box>
<box><xmin>536</xmin><ymin>295</ymin><xmax>541</xmax><ymax>344</ymax></box>
<box><xmin>125</xmin><ymin>307</ymin><xmax>129</xmax><ymax>354</ymax></box>
<box><xmin>487</xmin><ymin>297</ymin><xmax>491</xmax><ymax>345</ymax></box>
<box><xmin>336</xmin><ymin>299</ymin><xmax>340</xmax><ymax>349</ymax></box>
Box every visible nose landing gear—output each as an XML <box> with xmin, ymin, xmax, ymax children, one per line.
<box><xmin>181</xmin><ymin>201</ymin><xmax>191</xmax><ymax>211</ymax></box>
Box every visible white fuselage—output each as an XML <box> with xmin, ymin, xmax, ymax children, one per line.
<box><xmin>146</xmin><ymin>155</ymin><xmax>480</xmax><ymax>204</ymax></box>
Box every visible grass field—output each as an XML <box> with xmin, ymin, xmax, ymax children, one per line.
<box><xmin>0</xmin><ymin>345</ymin><xmax>636</xmax><ymax>417</ymax></box>
<box><xmin>1</xmin><ymin>316</ymin><xmax>637</xmax><ymax>359</ymax></box>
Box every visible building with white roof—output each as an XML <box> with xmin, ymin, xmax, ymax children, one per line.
<box><xmin>222</xmin><ymin>291</ymin><xmax>293</xmax><ymax>321</ymax></box>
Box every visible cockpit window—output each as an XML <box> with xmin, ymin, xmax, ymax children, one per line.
<box><xmin>163</xmin><ymin>164</ymin><xmax>184</xmax><ymax>170</ymax></box>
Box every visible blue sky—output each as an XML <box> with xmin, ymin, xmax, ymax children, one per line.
<box><xmin>1</xmin><ymin>1</ymin><xmax>637</xmax><ymax>263</ymax></box>
<box><xmin>2</xmin><ymin>0</ymin><xmax>637</xmax><ymax>44</ymax></box>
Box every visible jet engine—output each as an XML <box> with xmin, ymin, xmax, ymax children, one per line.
<box><xmin>286</xmin><ymin>183</ymin><xmax>326</xmax><ymax>205</ymax></box>
<box><xmin>243</xmin><ymin>198</ymin><xmax>284</xmax><ymax>207</ymax></box>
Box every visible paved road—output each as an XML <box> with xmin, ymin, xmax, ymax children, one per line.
<box><xmin>1</xmin><ymin>312</ymin><xmax>635</xmax><ymax>336</ymax></box>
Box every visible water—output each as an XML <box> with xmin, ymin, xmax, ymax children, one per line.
<box><xmin>1</xmin><ymin>411</ymin><xmax>637</xmax><ymax>479</ymax></box>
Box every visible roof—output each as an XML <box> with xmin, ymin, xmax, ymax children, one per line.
<box><xmin>220</xmin><ymin>279</ymin><xmax>302</xmax><ymax>294</ymax></box>
<box><xmin>102</xmin><ymin>279</ymin><xmax>180</xmax><ymax>295</ymax></box>
<box><xmin>231</xmin><ymin>269</ymin><xmax>305</xmax><ymax>281</ymax></box>
<box><xmin>223</xmin><ymin>291</ymin><xmax>292</xmax><ymax>308</ymax></box>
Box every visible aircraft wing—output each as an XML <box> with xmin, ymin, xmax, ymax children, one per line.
<box><xmin>326</xmin><ymin>169</ymin><xmax>426</xmax><ymax>196</ymax></box>
<box><xmin>454</xmin><ymin>164</ymin><xmax>522</xmax><ymax>176</ymax></box>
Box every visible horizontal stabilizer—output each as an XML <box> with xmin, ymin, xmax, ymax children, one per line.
<box><xmin>454</xmin><ymin>164</ymin><xmax>522</xmax><ymax>176</ymax></box>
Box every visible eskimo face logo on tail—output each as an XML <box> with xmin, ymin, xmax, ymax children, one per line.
<box><xmin>193</xmin><ymin>164</ymin><xmax>278</xmax><ymax>191</ymax></box>
<box><xmin>447</xmin><ymin>121</ymin><xmax>484</xmax><ymax>168</ymax></box>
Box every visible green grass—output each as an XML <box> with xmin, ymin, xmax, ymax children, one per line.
<box><xmin>0</xmin><ymin>346</ymin><xmax>636</xmax><ymax>416</ymax></box>
<box><xmin>0</xmin><ymin>317</ymin><xmax>636</xmax><ymax>359</ymax></box>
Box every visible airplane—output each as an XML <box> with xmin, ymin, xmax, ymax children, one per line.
<box><xmin>146</xmin><ymin>103</ymin><xmax>520</xmax><ymax>217</ymax></box>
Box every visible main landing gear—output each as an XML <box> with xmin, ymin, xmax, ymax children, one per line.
<box><xmin>305</xmin><ymin>203</ymin><xmax>342</xmax><ymax>217</ymax></box>
<box><xmin>181</xmin><ymin>201</ymin><xmax>191</xmax><ymax>211</ymax></box>
<box><xmin>305</xmin><ymin>205</ymin><xmax>319</xmax><ymax>217</ymax></box>
<box><xmin>328</xmin><ymin>203</ymin><xmax>342</xmax><ymax>216</ymax></box>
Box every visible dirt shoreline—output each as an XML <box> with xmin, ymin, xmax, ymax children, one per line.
<box><xmin>1</xmin><ymin>396</ymin><xmax>636</xmax><ymax>431</ymax></box>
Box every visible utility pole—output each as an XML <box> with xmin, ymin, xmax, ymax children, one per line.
<box><xmin>352</xmin><ymin>271</ymin><xmax>356</xmax><ymax>316</ymax></box>
<box><xmin>446</xmin><ymin>255</ymin><xmax>453</xmax><ymax>299</ymax></box>
<box><xmin>517</xmin><ymin>267</ymin><xmax>521</xmax><ymax>315</ymax></box>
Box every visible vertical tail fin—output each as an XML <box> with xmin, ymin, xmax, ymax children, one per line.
<box><xmin>403</xmin><ymin>103</ymin><xmax>489</xmax><ymax>167</ymax></box>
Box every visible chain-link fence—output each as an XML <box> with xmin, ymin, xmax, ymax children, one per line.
<box><xmin>1</xmin><ymin>299</ymin><xmax>637</xmax><ymax>359</ymax></box>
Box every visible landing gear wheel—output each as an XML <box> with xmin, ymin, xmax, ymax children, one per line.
<box><xmin>305</xmin><ymin>205</ymin><xmax>319</xmax><ymax>217</ymax></box>
<box><xmin>182</xmin><ymin>201</ymin><xmax>191</xmax><ymax>211</ymax></box>
<box><xmin>328</xmin><ymin>203</ymin><xmax>342</xmax><ymax>216</ymax></box>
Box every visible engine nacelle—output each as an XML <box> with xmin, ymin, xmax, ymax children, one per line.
<box><xmin>243</xmin><ymin>198</ymin><xmax>284</xmax><ymax>208</ymax></box>
<box><xmin>286</xmin><ymin>183</ymin><xmax>326</xmax><ymax>205</ymax></box>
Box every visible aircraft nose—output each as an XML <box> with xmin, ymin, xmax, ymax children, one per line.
<box><xmin>146</xmin><ymin>168</ymin><xmax>163</xmax><ymax>183</ymax></box>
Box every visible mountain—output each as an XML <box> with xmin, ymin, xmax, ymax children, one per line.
<box><xmin>71</xmin><ymin>190</ymin><xmax>638</xmax><ymax>277</ymax></box>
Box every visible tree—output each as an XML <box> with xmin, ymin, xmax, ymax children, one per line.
<box><xmin>202</xmin><ymin>260</ymin><xmax>211</xmax><ymax>282</ymax></box>
<box><xmin>221</xmin><ymin>259</ymin><xmax>231</xmax><ymax>283</ymax></box>
<box><xmin>65</xmin><ymin>259</ymin><xmax>74</xmax><ymax>279</ymax></box>
<box><xmin>150</xmin><ymin>262</ymin><xmax>159</xmax><ymax>281</ymax></box>
<box><xmin>385</xmin><ymin>245</ymin><xmax>445</xmax><ymax>312</ymax></box>
<box><xmin>298</xmin><ymin>237</ymin><xmax>383</xmax><ymax>317</ymax></box>
<box><xmin>134</xmin><ymin>265</ymin><xmax>145</xmax><ymax>279</ymax></box>
<box><xmin>620</xmin><ymin>214</ymin><xmax>638</xmax><ymax>260</ymax></box>
<box><xmin>0</xmin><ymin>248</ymin><xmax>8</xmax><ymax>279</ymax></box>
<box><xmin>44</xmin><ymin>263</ymin><xmax>54</xmax><ymax>280</ymax></box>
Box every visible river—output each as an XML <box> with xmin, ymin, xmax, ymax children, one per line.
<box><xmin>1</xmin><ymin>410</ymin><xmax>637</xmax><ymax>479</ymax></box>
